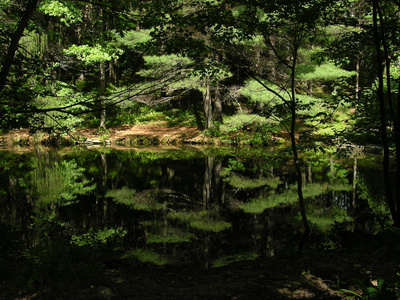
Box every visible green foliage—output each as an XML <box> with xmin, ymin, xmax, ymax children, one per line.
<box><xmin>192</xmin><ymin>60</ymin><xmax>232</xmax><ymax>85</ymax></box>
<box><xmin>240</xmin><ymin>80</ymin><xmax>327</xmax><ymax>116</ymax></box>
<box><xmin>341</xmin><ymin>275</ymin><xmax>400</xmax><ymax>300</ymax></box>
<box><xmin>0</xmin><ymin>0</ymin><xmax>11</xmax><ymax>10</ymax></box>
<box><xmin>113</xmin><ymin>29</ymin><xmax>152</xmax><ymax>48</ymax></box>
<box><xmin>109</xmin><ymin>100</ymin><xmax>198</xmax><ymax>127</ymax></box>
<box><xmin>64</xmin><ymin>44</ymin><xmax>120</xmax><ymax>64</ymax></box>
<box><xmin>135</xmin><ymin>110</ymin><xmax>165</xmax><ymax>124</ymax></box>
<box><xmin>240</xmin><ymin>81</ymin><xmax>281</xmax><ymax>105</ymax></box>
<box><xmin>164</xmin><ymin>108</ymin><xmax>198</xmax><ymax>126</ymax></box>
<box><xmin>296</xmin><ymin>62</ymin><xmax>356</xmax><ymax>81</ymax></box>
<box><xmin>39</xmin><ymin>0</ymin><xmax>82</xmax><ymax>26</ymax></box>
<box><xmin>220</xmin><ymin>112</ymin><xmax>274</xmax><ymax>132</ymax></box>
<box><xmin>137</xmin><ymin>54</ymin><xmax>193</xmax><ymax>78</ymax></box>
<box><xmin>32</xmin><ymin>83</ymin><xmax>88</xmax><ymax>132</ymax></box>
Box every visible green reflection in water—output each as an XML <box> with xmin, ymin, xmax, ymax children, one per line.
<box><xmin>71</xmin><ymin>227</ymin><xmax>128</xmax><ymax>246</ymax></box>
<box><xmin>168</xmin><ymin>211</ymin><xmax>232</xmax><ymax>232</ymax></box>
<box><xmin>31</xmin><ymin>158</ymin><xmax>95</xmax><ymax>206</ymax></box>
<box><xmin>147</xmin><ymin>232</ymin><xmax>195</xmax><ymax>243</ymax></box>
<box><xmin>241</xmin><ymin>183</ymin><xmax>352</xmax><ymax>214</ymax></box>
<box><xmin>211</xmin><ymin>252</ymin><xmax>259</xmax><ymax>268</ymax></box>
<box><xmin>307</xmin><ymin>206</ymin><xmax>351</xmax><ymax>231</ymax></box>
<box><xmin>122</xmin><ymin>249</ymin><xmax>171</xmax><ymax>265</ymax></box>
<box><xmin>221</xmin><ymin>170</ymin><xmax>282</xmax><ymax>189</ymax></box>
<box><xmin>106</xmin><ymin>186</ymin><xmax>163</xmax><ymax>211</ymax></box>
<box><xmin>141</xmin><ymin>221</ymin><xmax>196</xmax><ymax>243</ymax></box>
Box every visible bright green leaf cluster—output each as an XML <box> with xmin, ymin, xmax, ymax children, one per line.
<box><xmin>64</xmin><ymin>44</ymin><xmax>120</xmax><ymax>64</ymax></box>
<box><xmin>39</xmin><ymin>0</ymin><xmax>82</xmax><ymax>26</ymax></box>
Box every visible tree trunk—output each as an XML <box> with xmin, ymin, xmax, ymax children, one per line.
<box><xmin>290</xmin><ymin>47</ymin><xmax>310</xmax><ymax>254</ymax></box>
<box><xmin>372</xmin><ymin>0</ymin><xmax>398</xmax><ymax>224</ymax></box>
<box><xmin>203</xmin><ymin>77</ymin><xmax>214</xmax><ymax>129</ymax></box>
<box><xmin>0</xmin><ymin>0</ymin><xmax>41</xmax><ymax>92</ymax></box>
<box><xmin>109</xmin><ymin>58</ymin><xmax>119</xmax><ymax>87</ymax></box>
<box><xmin>307</xmin><ymin>162</ymin><xmax>312</xmax><ymax>183</ymax></box>
<box><xmin>213</xmin><ymin>83</ymin><xmax>223</xmax><ymax>123</ymax></box>
<box><xmin>99</xmin><ymin>62</ymin><xmax>107</xmax><ymax>130</ymax></box>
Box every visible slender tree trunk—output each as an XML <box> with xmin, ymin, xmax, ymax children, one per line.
<box><xmin>0</xmin><ymin>0</ymin><xmax>41</xmax><ymax>92</ymax></box>
<box><xmin>213</xmin><ymin>83</ymin><xmax>223</xmax><ymax>123</ymax></box>
<box><xmin>289</xmin><ymin>45</ymin><xmax>310</xmax><ymax>254</ymax></box>
<box><xmin>307</xmin><ymin>162</ymin><xmax>312</xmax><ymax>183</ymax></box>
<box><xmin>356</xmin><ymin>59</ymin><xmax>361</xmax><ymax>101</ymax></box>
<box><xmin>109</xmin><ymin>58</ymin><xmax>119</xmax><ymax>87</ymax></box>
<box><xmin>203</xmin><ymin>77</ymin><xmax>214</xmax><ymax>129</ymax></box>
<box><xmin>99</xmin><ymin>62</ymin><xmax>107</xmax><ymax>130</ymax></box>
<box><xmin>372</xmin><ymin>0</ymin><xmax>398</xmax><ymax>224</ymax></box>
<box><xmin>396</xmin><ymin>76</ymin><xmax>400</xmax><ymax>223</ymax></box>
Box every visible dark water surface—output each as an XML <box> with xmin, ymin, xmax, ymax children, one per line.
<box><xmin>0</xmin><ymin>146</ymin><xmax>390</xmax><ymax>289</ymax></box>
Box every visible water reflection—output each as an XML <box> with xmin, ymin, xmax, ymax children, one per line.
<box><xmin>0</xmin><ymin>148</ymin><xmax>391</xmax><ymax>281</ymax></box>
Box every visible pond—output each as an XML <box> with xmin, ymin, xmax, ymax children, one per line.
<box><xmin>0</xmin><ymin>146</ymin><xmax>391</xmax><ymax>292</ymax></box>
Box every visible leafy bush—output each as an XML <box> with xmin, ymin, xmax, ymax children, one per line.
<box><xmin>164</xmin><ymin>109</ymin><xmax>198</xmax><ymax>126</ymax></box>
<box><xmin>220</xmin><ymin>113</ymin><xmax>271</xmax><ymax>133</ymax></box>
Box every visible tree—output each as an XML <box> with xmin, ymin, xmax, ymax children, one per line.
<box><xmin>0</xmin><ymin>0</ymin><xmax>41</xmax><ymax>92</ymax></box>
<box><xmin>146</xmin><ymin>0</ymin><xmax>233</xmax><ymax>129</ymax></box>
<box><xmin>326</xmin><ymin>0</ymin><xmax>400</xmax><ymax>224</ymax></box>
<box><xmin>63</xmin><ymin>44</ymin><xmax>121</xmax><ymax>129</ymax></box>
<box><xmin>226</xmin><ymin>0</ymin><xmax>345</xmax><ymax>249</ymax></box>
<box><xmin>371</xmin><ymin>0</ymin><xmax>400</xmax><ymax>224</ymax></box>
<box><xmin>0</xmin><ymin>0</ymin><xmax>156</xmax><ymax>131</ymax></box>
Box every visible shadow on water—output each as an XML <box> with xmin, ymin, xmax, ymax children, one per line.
<box><xmin>0</xmin><ymin>147</ymin><xmax>396</xmax><ymax>299</ymax></box>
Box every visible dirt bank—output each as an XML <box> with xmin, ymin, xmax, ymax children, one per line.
<box><xmin>0</xmin><ymin>122</ymin><xmax>207</xmax><ymax>147</ymax></box>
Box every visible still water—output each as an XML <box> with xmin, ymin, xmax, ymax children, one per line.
<box><xmin>0</xmin><ymin>146</ymin><xmax>390</xmax><ymax>279</ymax></box>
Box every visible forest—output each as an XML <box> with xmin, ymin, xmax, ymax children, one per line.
<box><xmin>1</xmin><ymin>0</ymin><xmax>400</xmax><ymax>299</ymax></box>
